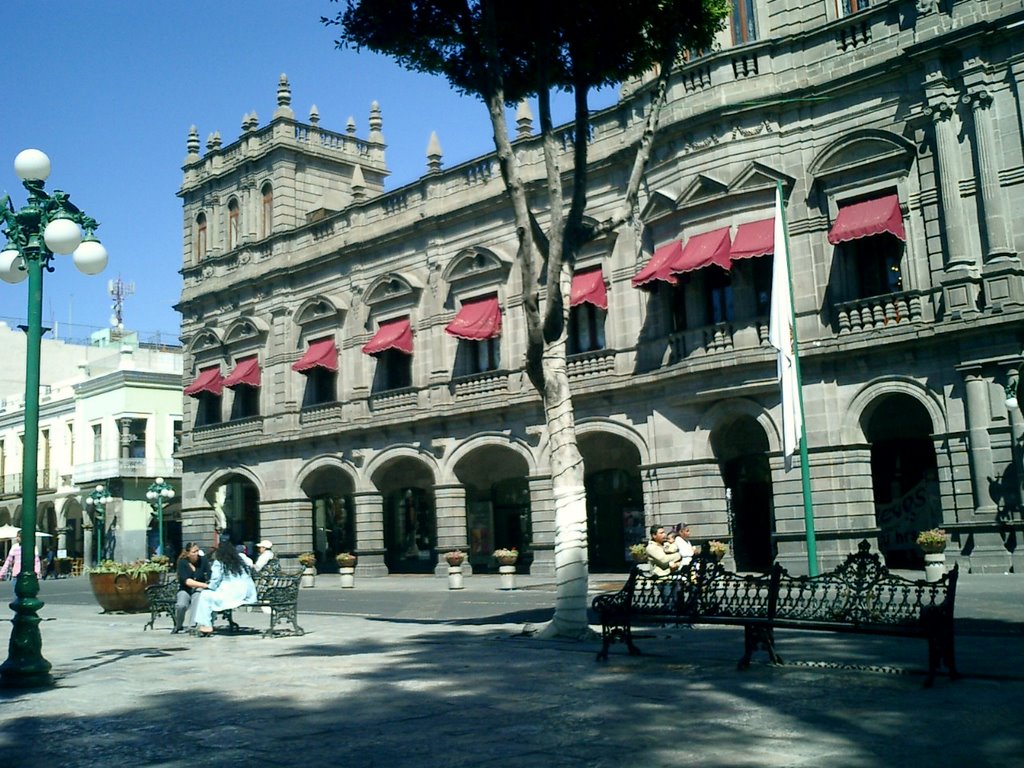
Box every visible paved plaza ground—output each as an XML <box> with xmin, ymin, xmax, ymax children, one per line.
<box><xmin>0</xmin><ymin>571</ymin><xmax>1022</xmax><ymax>768</ymax></box>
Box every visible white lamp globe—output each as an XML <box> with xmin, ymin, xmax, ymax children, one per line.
<box><xmin>73</xmin><ymin>239</ymin><xmax>108</xmax><ymax>275</ymax></box>
<box><xmin>44</xmin><ymin>218</ymin><xmax>82</xmax><ymax>255</ymax></box>
<box><xmin>146</xmin><ymin>490</ymin><xmax>156</xmax><ymax>500</ymax></box>
<box><xmin>0</xmin><ymin>249</ymin><xmax>28</xmax><ymax>284</ymax></box>
<box><xmin>14</xmin><ymin>149</ymin><xmax>51</xmax><ymax>182</ymax></box>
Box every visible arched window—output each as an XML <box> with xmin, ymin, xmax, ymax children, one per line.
<box><xmin>261</xmin><ymin>183</ymin><xmax>273</xmax><ymax>239</ymax></box>
<box><xmin>227</xmin><ymin>198</ymin><xmax>240</xmax><ymax>251</ymax></box>
<box><xmin>195</xmin><ymin>212</ymin><xmax>207</xmax><ymax>261</ymax></box>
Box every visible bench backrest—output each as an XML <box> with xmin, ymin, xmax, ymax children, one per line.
<box><xmin>773</xmin><ymin>541</ymin><xmax>957</xmax><ymax>627</ymax></box>
<box><xmin>628</xmin><ymin>554</ymin><xmax>776</xmax><ymax>619</ymax></box>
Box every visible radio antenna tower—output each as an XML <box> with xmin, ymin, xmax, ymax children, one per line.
<box><xmin>108</xmin><ymin>275</ymin><xmax>135</xmax><ymax>331</ymax></box>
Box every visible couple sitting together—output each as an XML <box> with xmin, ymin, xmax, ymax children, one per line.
<box><xmin>176</xmin><ymin>537</ymin><xmax>273</xmax><ymax>636</ymax></box>
<box><xmin>645</xmin><ymin>523</ymin><xmax>695</xmax><ymax>579</ymax></box>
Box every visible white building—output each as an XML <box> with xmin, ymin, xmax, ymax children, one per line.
<box><xmin>0</xmin><ymin>323</ymin><xmax>183</xmax><ymax>564</ymax></box>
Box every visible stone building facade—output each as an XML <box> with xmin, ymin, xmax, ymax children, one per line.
<box><xmin>176</xmin><ymin>0</ymin><xmax>1024</xmax><ymax>577</ymax></box>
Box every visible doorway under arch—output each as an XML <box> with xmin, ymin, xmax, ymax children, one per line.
<box><xmin>301</xmin><ymin>466</ymin><xmax>356</xmax><ymax>573</ymax></box>
<box><xmin>712</xmin><ymin>415</ymin><xmax>776</xmax><ymax>572</ymax></box>
<box><xmin>210</xmin><ymin>475</ymin><xmax>261</xmax><ymax>555</ymax></box>
<box><xmin>865</xmin><ymin>393</ymin><xmax>940</xmax><ymax>568</ymax></box>
<box><xmin>454</xmin><ymin>444</ymin><xmax>532</xmax><ymax>573</ymax></box>
<box><xmin>374</xmin><ymin>457</ymin><xmax>436</xmax><ymax>574</ymax></box>
<box><xmin>579</xmin><ymin>431</ymin><xmax>645</xmax><ymax>572</ymax></box>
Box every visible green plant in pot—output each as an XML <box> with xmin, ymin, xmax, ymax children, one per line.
<box><xmin>88</xmin><ymin>558</ymin><xmax>169</xmax><ymax>613</ymax></box>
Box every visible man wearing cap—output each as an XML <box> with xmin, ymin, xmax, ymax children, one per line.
<box><xmin>254</xmin><ymin>539</ymin><xmax>275</xmax><ymax>572</ymax></box>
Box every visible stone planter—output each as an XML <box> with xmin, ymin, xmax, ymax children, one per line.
<box><xmin>338</xmin><ymin>566</ymin><xmax>355</xmax><ymax>588</ymax></box>
<box><xmin>447</xmin><ymin>565</ymin><xmax>464</xmax><ymax>590</ymax></box>
<box><xmin>300</xmin><ymin>567</ymin><xmax>317</xmax><ymax>588</ymax></box>
<box><xmin>924</xmin><ymin>552</ymin><xmax>946</xmax><ymax>583</ymax></box>
<box><xmin>89</xmin><ymin>571</ymin><xmax>161</xmax><ymax>613</ymax></box>
<box><xmin>498</xmin><ymin>564</ymin><xmax>516</xmax><ymax>590</ymax></box>
<box><xmin>496</xmin><ymin>556</ymin><xmax>518</xmax><ymax>567</ymax></box>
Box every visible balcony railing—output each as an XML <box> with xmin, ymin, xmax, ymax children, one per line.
<box><xmin>835</xmin><ymin>290</ymin><xmax>928</xmax><ymax>334</ymax></box>
<box><xmin>451</xmin><ymin>370</ymin><xmax>509</xmax><ymax>398</ymax></box>
<box><xmin>369</xmin><ymin>387</ymin><xmax>418</xmax><ymax>412</ymax></box>
<box><xmin>0</xmin><ymin>468</ymin><xmax>59</xmax><ymax>497</ymax></box>
<box><xmin>192</xmin><ymin>416</ymin><xmax>265</xmax><ymax>441</ymax></box>
<box><xmin>567</xmin><ymin>349</ymin><xmax>616</xmax><ymax>380</ymax></box>
<box><xmin>73</xmin><ymin>458</ymin><xmax>182</xmax><ymax>485</ymax></box>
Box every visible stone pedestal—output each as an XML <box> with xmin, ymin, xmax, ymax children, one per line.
<box><xmin>339</xmin><ymin>567</ymin><xmax>355</xmax><ymax>588</ymax></box>
<box><xmin>447</xmin><ymin>566</ymin><xmax>464</xmax><ymax>590</ymax></box>
<box><xmin>498</xmin><ymin>564</ymin><xmax>516</xmax><ymax>590</ymax></box>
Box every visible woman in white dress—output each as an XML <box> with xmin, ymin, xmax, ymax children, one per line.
<box><xmin>194</xmin><ymin>539</ymin><xmax>257</xmax><ymax>636</ymax></box>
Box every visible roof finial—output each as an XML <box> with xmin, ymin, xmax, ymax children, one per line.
<box><xmin>309</xmin><ymin>104</ymin><xmax>320</xmax><ymax>125</ymax></box>
<box><xmin>426</xmin><ymin>131</ymin><xmax>443</xmax><ymax>174</ymax></box>
<box><xmin>351</xmin><ymin>164</ymin><xmax>366</xmax><ymax>201</ymax></box>
<box><xmin>346</xmin><ymin>116</ymin><xmax>357</xmax><ymax>136</ymax></box>
<box><xmin>368</xmin><ymin>101</ymin><xmax>384</xmax><ymax>143</ymax></box>
<box><xmin>274</xmin><ymin>74</ymin><xmax>295</xmax><ymax>119</ymax></box>
<box><xmin>186</xmin><ymin>125</ymin><xmax>201</xmax><ymax>159</ymax></box>
<box><xmin>516</xmin><ymin>100</ymin><xmax>534</xmax><ymax>139</ymax></box>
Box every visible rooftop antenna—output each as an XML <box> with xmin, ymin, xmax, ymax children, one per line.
<box><xmin>108</xmin><ymin>275</ymin><xmax>135</xmax><ymax>332</ymax></box>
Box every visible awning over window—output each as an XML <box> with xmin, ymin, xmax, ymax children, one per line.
<box><xmin>570</xmin><ymin>267</ymin><xmax>608</xmax><ymax>309</ymax></box>
<box><xmin>291</xmin><ymin>338</ymin><xmax>338</xmax><ymax>373</ymax></box>
<box><xmin>445</xmin><ymin>296</ymin><xmax>502</xmax><ymax>340</ymax></box>
<box><xmin>183</xmin><ymin>366</ymin><xmax>224</xmax><ymax>398</ymax></box>
<box><xmin>223</xmin><ymin>356</ymin><xmax>261</xmax><ymax>389</ymax></box>
<box><xmin>673</xmin><ymin>227</ymin><xmax>733</xmax><ymax>274</ymax></box>
<box><xmin>828</xmin><ymin>194</ymin><xmax>905</xmax><ymax>245</ymax></box>
<box><xmin>631</xmin><ymin>240</ymin><xmax>682</xmax><ymax>288</ymax></box>
<box><xmin>362</xmin><ymin>317</ymin><xmax>413</xmax><ymax>355</ymax></box>
<box><xmin>730</xmin><ymin>218</ymin><xmax>774</xmax><ymax>260</ymax></box>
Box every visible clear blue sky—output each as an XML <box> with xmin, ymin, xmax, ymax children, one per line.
<box><xmin>1</xmin><ymin>1</ymin><xmax>615</xmax><ymax>345</ymax></box>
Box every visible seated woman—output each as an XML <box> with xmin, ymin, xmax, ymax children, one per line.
<box><xmin>193</xmin><ymin>539</ymin><xmax>257</xmax><ymax>637</ymax></box>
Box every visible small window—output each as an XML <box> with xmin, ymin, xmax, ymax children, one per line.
<box><xmin>172</xmin><ymin>420</ymin><xmax>183</xmax><ymax>454</ymax></box>
<box><xmin>568</xmin><ymin>305</ymin><xmax>607</xmax><ymax>355</ymax></box>
<box><xmin>92</xmin><ymin>424</ymin><xmax>102</xmax><ymax>462</ymax></box>
<box><xmin>670</xmin><ymin>281</ymin><xmax>688</xmax><ymax>333</ymax></box>
<box><xmin>840</xmin><ymin>0</ymin><xmax>871</xmax><ymax>14</ymax></box>
<box><xmin>195</xmin><ymin>393</ymin><xmax>222</xmax><ymax>427</ymax></box>
<box><xmin>66</xmin><ymin>422</ymin><xmax>75</xmax><ymax>465</ymax></box>
<box><xmin>303</xmin><ymin>368</ymin><xmax>337</xmax><ymax>407</ymax></box>
<box><xmin>195</xmin><ymin>213</ymin><xmax>208</xmax><ymax>261</ymax></box>
<box><xmin>374</xmin><ymin>349</ymin><xmax>412</xmax><ymax>392</ymax></box>
<box><xmin>752</xmin><ymin>257</ymin><xmax>773</xmax><ymax>318</ymax></box>
<box><xmin>705</xmin><ymin>268</ymin><xmax>735</xmax><ymax>325</ymax></box>
<box><xmin>461</xmin><ymin>338</ymin><xmax>500</xmax><ymax>374</ymax></box>
<box><xmin>227</xmin><ymin>198</ymin><xmax>240</xmax><ymax>251</ymax></box>
<box><xmin>849</xmin><ymin>235</ymin><xmax>904</xmax><ymax>299</ymax></box>
<box><xmin>231</xmin><ymin>386</ymin><xmax>260</xmax><ymax>419</ymax></box>
<box><xmin>731</xmin><ymin>0</ymin><xmax>757</xmax><ymax>44</ymax></box>
<box><xmin>128</xmin><ymin>419</ymin><xmax>147</xmax><ymax>459</ymax></box>
<box><xmin>261</xmin><ymin>183</ymin><xmax>273</xmax><ymax>239</ymax></box>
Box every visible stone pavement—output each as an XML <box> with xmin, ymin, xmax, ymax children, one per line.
<box><xmin>0</xmin><ymin>572</ymin><xmax>1022</xmax><ymax>768</ymax></box>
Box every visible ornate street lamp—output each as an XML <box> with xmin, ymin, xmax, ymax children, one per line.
<box><xmin>0</xmin><ymin>149</ymin><xmax>108</xmax><ymax>689</ymax></box>
<box><xmin>146</xmin><ymin>477</ymin><xmax>175</xmax><ymax>556</ymax></box>
<box><xmin>84</xmin><ymin>484</ymin><xmax>114</xmax><ymax>566</ymax></box>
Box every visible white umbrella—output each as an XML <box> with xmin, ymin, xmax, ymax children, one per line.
<box><xmin>0</xmin><ymin>524</ymin><xmax>21</xmax><ymax>540</ymax></box>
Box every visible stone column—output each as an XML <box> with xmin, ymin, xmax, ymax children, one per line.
<box><xmin>433</xmin><ymin>483</ymin><xmax>468</xmax><ymax>576</ymax></box>
<box><xmin>924</xmin><ymin>97</ymin><xmax>971</xmax><ymax>269</ymax></box>
<box><xmin>1005</xmin><ymin>365</ymin><xmax>1024</xmax><ymax>515</ymax></box>
<box><xmin>353</xmin><ymin>490</ymin><xmax>387</xmax><ymax>576</ymax></box>
<box><xmin>118</xmin><ymin>417</ymin><xmax>133</xmax><ymax>460</ymax></box>
<box><xmin>526</xmin><ymin>473</ymin><xmax>555</xmax><ymax>578</ymax></box>
<box><xmin>963</xmin><ymin>88</ymin><xmax>1014</xmax><ymax>261</ymax></box>
<box><xmin>961</xmin><ymin>366</ymin><xmax>997</xmax><ymax>517</ymax></box>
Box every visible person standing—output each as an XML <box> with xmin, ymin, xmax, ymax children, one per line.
<box><xmin>0</xmin><ymin>534</ymin><xmax>41</xmax><ymax>581</ymax></box>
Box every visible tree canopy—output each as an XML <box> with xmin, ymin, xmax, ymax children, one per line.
<box><xmin>325</xmin><ymin>0</ymin><xmax>727</xmax><ymax>104</ymax></box>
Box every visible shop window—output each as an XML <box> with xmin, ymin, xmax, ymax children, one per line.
<box><xmin>312</xmin><ymin>494</ymin><xmax>356</xmax><ymax>572</ymax></box>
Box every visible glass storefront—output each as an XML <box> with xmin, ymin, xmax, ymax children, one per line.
<box><xmin>312</xmin><ymin>493</ymin><xmax>355</xmax><ymax>573</ymax></box>
<box><xmin>384</xmin><ymin>487</ymin><xmax>436</xmax><ymax>573</ymax></box>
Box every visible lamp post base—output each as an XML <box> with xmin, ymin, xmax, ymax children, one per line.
<box><xmin>0</xmin><ymin>573</ymin><xmax>53</xmax><ymax>689</ymax></box>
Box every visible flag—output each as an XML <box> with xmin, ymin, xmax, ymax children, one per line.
<box><xmin>769</xmin><ymin>183</ymin><xmax>801</xmax><ymax>472</ymax></box>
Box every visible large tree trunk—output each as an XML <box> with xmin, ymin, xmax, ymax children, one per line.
<box><xmin>538</xmin><ymin>332</ymin><xmax>590</xmax><ymax>638</ymax></box>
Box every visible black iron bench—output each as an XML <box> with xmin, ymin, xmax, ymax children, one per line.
<box><xmin>592</xmin><ymin>540</ymin><xmax>959</xmax><ymax>686</ymax></box>
<box><xmin>144</xmin><ymin>559</ymin><xmax>304</xmax><ymax>637</ymax></box>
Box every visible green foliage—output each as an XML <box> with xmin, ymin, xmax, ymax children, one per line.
<box><xmin>629</xmin><ymin>543</ymin><xmax>648</xmax><ymax>562</ymax></box>
<box><xmin>325</xmin><ymin>0</ymin><xmax>729</xmax><ymax>103</ymax></box>
<box><xmin>88</xmin><ymin>559</ymin><xmax>168</xmax><ymax>580</ymax></box>
<box><xmin>916</xmin><ymin>528</ymin><xmax>947</xmax><ymax>554</ymax></box>
<box><xmin>298</xmin><ymin>552</ymin><xmax>317</xmax><ymax>568</ymax></box>
<box><xmin>335</xmin><ymin>552</ymin><xmax>358</xmax><ymax>567</ymax></box>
